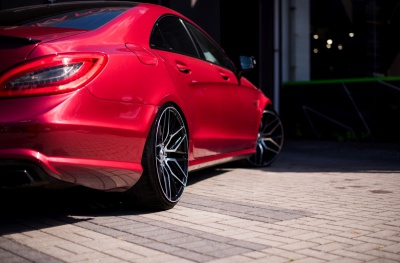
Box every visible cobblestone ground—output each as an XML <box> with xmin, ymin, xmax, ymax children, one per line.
<box><xmin>1</xmin><ymin>140</ymin><xmax>399</xmax><ymax>263</ymax></box>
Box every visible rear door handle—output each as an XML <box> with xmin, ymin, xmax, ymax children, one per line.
<box><xmin>176</xmin><ymin>63</ymin><xmax>191</xmax><ymax>74</ymax></box>
<box><xmin>219</xmin><ymin>71</ymin><xmax>230</xmax><ymax>80</ymax></box>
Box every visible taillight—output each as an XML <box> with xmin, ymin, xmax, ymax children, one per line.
<box><xmin>0</xmin><ymin>53</ymin><xmax>107</xmax><ymax>98</ymax></box>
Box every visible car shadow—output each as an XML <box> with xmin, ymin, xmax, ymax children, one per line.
<box><xmin>0</xmin><ymin>185</ymin><xmax>158</xmax><ymax>237</ymax></box>
<box><xmin>218</xmin><ymin>139</ymin><xmax>400</xmax><ymax>173</ymax></box>
<box><xmin>0</xmin><ymin>165</ymin><xmax>228</xmax><ymax>234</ymax></box>
<box><xmin>186</xmin><ymin>166</ymin><xmax>229</xmax><ymax>186</ymax></box>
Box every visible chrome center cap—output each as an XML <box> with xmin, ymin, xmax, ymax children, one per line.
<box><xmin>159</xmin><ymin>145</ymin><xmax>167</xmax><ymax>164</ymax></box>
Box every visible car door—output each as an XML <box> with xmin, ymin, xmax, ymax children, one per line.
<box><xmin>149</xmin><ymin>15</ymin><xmax>224</xmax><ymax>158</ymax></box>
<box><xmin>184</xmin><ymin>21</ymin><xmax>260</xmax><ymax>154</ymax></box>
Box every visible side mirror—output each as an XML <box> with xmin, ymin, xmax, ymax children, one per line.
<box><xmin>239</xmin><ymin>55</ymin><xmax>256</xmax><ymax>71</ymax></box>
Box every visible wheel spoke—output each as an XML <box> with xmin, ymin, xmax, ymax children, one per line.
<box><xmin>160</xmin><ymin>165</ymin><xmax>172</xmax><ymax>199</ymax></box>
<box><xmin>165</xmin><ymin>127</ymin><xmax>186</xmax><ymax>152</ymax></box>
<box><xmin>261</xmin><ymin>136</ymin><xmax>283</xmax><ymax>152</ymax></box>
<box><xmin>263</xmin><ymin>118</ymin><xmax>281</xmax><ymax>136</ymax></box>
<box><xmin>160</xmin><ymin>110</ymin><xmax>170</xmax><ymax>144</ymax></box>
<box><xmin>256</xmin><ymin>142</ymin><xmax>264</xmax><ymax>164</ymax></box>
<box><xmin>165</xmin><ymin>158</ymin><xmax>187</xmax><ymax>186</ymax></box>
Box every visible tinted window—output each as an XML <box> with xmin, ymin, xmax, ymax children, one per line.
<box><xmin>185</xmin><ymin>22</ymin><xmax>235</xmax><ymax>71</ymax></box>
<box><xmin>150</xmin><ymin>16</ymin><xmax>198</xmax><ymax>58</ymax></box>
<box><xmin>0</xmin><ymin>3</ymin><xmax>135</xmax><ymax>30</ymax></box>
<box><xmin>22</xmin><ymin>8</ymin><xmax>129</xmax><ymax>30</ymax></box>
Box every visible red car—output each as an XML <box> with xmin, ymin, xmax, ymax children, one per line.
<box><xmin>0</xmin><ymin>1</ymin><xmax>284</xmax><ymax>210</ymax></box>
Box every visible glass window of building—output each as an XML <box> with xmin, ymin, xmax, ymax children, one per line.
<box><xmin>310</xmin><ymin>0</ymin><xmax>400</xmax><ymax>80</ymax></box>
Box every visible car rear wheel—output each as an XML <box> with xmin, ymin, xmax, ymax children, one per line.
<box><xmin>126</xmin><ymin>104</ymin><xmax>189</xmax><ymax>210</ymax></box>
<box><xmin>247</xmin><ymin>108</ymin><xmax>284</xmax><ymax>167</ymax></box>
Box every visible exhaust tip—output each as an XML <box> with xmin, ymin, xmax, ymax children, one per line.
<box><xmin>0</xmin><ymin>166</ymin><xmax>39</xmax><ymax>188</ymax></box>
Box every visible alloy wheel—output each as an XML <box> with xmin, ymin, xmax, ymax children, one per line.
<box><xmin>247</xmin><ymin>109</ymin><xmax>284</xmax><ymax>167</ymax></box>
<box><xmin>154</xmin><ymin>106</ymin><xmax>188</xmax><ymax>203</ymax></box>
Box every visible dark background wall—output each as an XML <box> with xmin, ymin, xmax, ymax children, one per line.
<box><xmin>281</xmin><ymin>79</ymin><xmax>400</xmax><ymax>143</ymax></box>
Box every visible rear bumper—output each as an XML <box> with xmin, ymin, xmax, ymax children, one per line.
<box><xmin>0</xmin><ymin>149</ymin><xmax>142</xmax><ymax>191</ymax></box>
<box><xmin>0</xmin><ymin>89</ymin><xmax>156</xmax><ymax>191</ymax></box>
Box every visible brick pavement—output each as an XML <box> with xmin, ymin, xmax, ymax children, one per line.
<box><xmin>0</xmin><ymin>140</ymin><xmax>399</xmax><ymax>262</ymax></box>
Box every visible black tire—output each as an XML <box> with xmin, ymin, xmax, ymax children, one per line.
<box><xmin>125</xmin><ymin>103</ymin><xmax>189</xmax><ymax>210</ymax></box>
<box><xmin>246</xmin><ymin>108</ymin><xmax>284</xmax><ymax>167</ymax></box>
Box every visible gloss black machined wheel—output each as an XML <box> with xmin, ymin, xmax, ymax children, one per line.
<box><xmin>126</xmin><ymin>104</ymin><xmax>188</xmax><ymax>210</ymax></box>
<box><xmin>247</xmin><ymin>108</ymin><xmax>284</xmax><ymax>167</ymax></box>
<box><xmin>154</xmin><ymin>105</ymin><xmax>188</xmax><ymax>204</ymax></box>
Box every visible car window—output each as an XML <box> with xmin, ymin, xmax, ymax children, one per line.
<box><xmin>22</xmin><ymin>8</ymin><xmax>129</xmax><ymax>30</ymax></box>
<box><xmin>0</xmin><ymin>3</ymin><xmax>135</xmax><ymax>29</ymax></box>
<box><xmin>150</xmin><ymin>15</ymin><xmax>198</xmax><ymax>58</ymax></box>
<box><xmin>185</xmin><ymin>22</ymin><xmax>236</xmax><ymax>71</ymax></box>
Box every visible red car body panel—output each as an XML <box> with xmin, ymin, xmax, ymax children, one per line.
<box><xmin>0</xmin><ymin>2</ymin><xmax>271</xmax><ymax>192</ymax></box>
